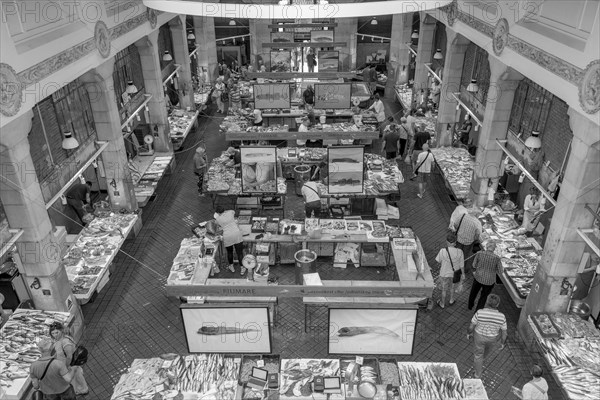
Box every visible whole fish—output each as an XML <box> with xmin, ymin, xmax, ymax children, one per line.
<box><xmin>197</xmin><ymin>326</ymin><xmax>260</xmax><ymax>335</ymax></box>
<box><xmin>336</xmin><ymin>326</ymin><xmax>399</xmax><ymax>337</ymax></box>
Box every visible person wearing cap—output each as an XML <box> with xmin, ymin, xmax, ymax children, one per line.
<box><xmin>297</xmin><ymin>117</ymin><xmax>311</xmax><ymax>147</ymax></box>
<box><xmin>30</xmin><ymin>338</ymin><xmax>76</xmax><ymax>399</ymax></box>
<box><xmin>193</xmin><ymin>146</ymin><xmax>208</xmax><ymax>196</ymax></box>
<box><xmin>468</xmin><ymin>242</ymin><xmax>503</xmax><ymax>311</ymax></box>
<box><xmin>520</xmin><ymin>364</ymin><xmax>548</xmax><ymax>400</ymax></box>
<box><xmin>49</xmin><ymin>322</ymin><xmax>88</xmax><ymax>395</ymax></box>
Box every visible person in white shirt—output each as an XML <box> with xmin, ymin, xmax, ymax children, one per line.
<box><xmin>415</xmin><ymin>144</ymin><xmax>434</xmax><ymax>198</ymax></box>
<box><xmin>252</xmin><ymin>108</ymin><xmax>263</xmax><ymax>126</ymax></box>
<box><xmin>519</xmin><ymin>365</ymin><xmax>548</xmax><ymax>400</ymax></box>
<box><xmin>297</xmin><ymin>117</ymin><xmax>310</xmax><ymax>146</ymax></box>
<box><xmin>367</xmin><ymin>93</ymin><xmax>386</xmax><ymax>134</ymax></box>
<box><xmin>301</xmin><ymin>180</ymin><xmax>322</xmax><ymax>218</ymax></box>
<box><xmin>435</xmin><ymin>232</ymin><xmax>465</xmax><ymax>308</ymax></box>
<box><xmin>522</xmin><ymin>187</ymin><xmax>545</xmax><ymax>233</ymax></box>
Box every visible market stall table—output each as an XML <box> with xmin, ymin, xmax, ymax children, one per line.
<box><xmin>169</xmin><ymin>109</ymin><xmax>199</xmax><ymax>151</ymax></box>
<box><xmin>194</xmin><ymin>86</ymin><xmax>212</xmax><ymax>111</ymax></box>
<box><xmin>132</xmin><ymin>153</ymin><xmax>174</xmax><ymax>207</ymax></box>
<box><xmin>430</xmin><ymin>147</ymin><xmax>474</xmax><ymax>201</ymax></box>
<box><xmin>394</xmin><ymin>84</ymin><xmax>413</xmax><ymax>111</ymax></box>
<box><xmin>0</xmin><ymin>309</ymin><xmax>71</xmax><ymax>400</ymax></box>
<box><xmin>61</xmin><ymin>212</ymin><xmax>139</xmax><ymax>304</ymax></box>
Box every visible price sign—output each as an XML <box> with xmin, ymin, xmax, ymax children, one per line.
<box><xmin>257</xmin><ymin>359</ymin><xmax>265</xmax><ymax>367</ymax></box>
<box><xmin>355</xmin><ymin>356</ymin><xmax>364</xmax><ymax>365</ymax></box>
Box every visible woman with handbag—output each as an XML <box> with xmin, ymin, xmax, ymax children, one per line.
<box><xmin>435</xmin><ymin>232</ymin><xmax>465</xmax><ymax>308</ymax></box>
<box><xmin>49</xmin><ymin>322</ymin><xmax>88</xmax><ymax>395</ymax></box>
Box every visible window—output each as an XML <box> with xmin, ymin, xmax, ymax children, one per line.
<box><xmin>509</xmin><ymin>79</ymin><xmax>554</xmax><ymax>136</ymax></box>
<box><xmin>52</xmin><ymin>80</ymin><xmax>96</xmax><ymax>145</ymax></box>
<box><xmin>113</xmin><ymin>45</ymin><xmax>145</xmax><ymax>112</ymax></box>
<box><xmin>158</xmin><ymin>23</ymin><xmax>175</xmax><ymax>71</ymax></box>
<box><xmin>460</xmin><ymin>43</ymin><xmax>490</xmax><ymax>105</ymax></box>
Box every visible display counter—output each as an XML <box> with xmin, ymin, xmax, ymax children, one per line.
<box><xmin>61</xmin><ymin>212</ymin><xmax>139</xmax><ymax>304</ymax></box>
<box><xmin>194</xmin><ymin>85</ymin><xmax>212</xmax><ymax>110</ymax></box>
<box><xmin>430</xmin><ymin>147</ymin><xmax>474</xmax><ymax>201</ymax></box>
<box><xmin>131</xmin><ymin>153</ymin><xmax>174</xmax><ymax>207</ymax></box>
<box><xmin>0</xmin><ymin>309</ymin><xmax>71</xmax><ymax>400</ymax></box>
<box><xmin>168</xmin><ymin>109</ymin><xmax>199</xmax><ymax>151</ymax></box>
<box><xmin>394</xmin><ymin>84</ymin><xmax>413</xmax><ymax>111</ymax></box>
<box><xmin>528</xmin><ymin>313</ymin><xmax>600</xmax><ymax>400</ymax></box>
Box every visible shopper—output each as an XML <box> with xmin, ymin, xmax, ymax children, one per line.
<box><xmin>449</xmin><ymin>199</ymin><xmax>473</xmax><ymax>231</ymax></box>
<box><xmin>49</xmin><ymin>322</ymin><xmax>88</xmax><ymax>395</ymax></box>
<box><xmin>363</xmin><ymin>65</ymin><xmax>371</xmax><ymax>89</ymax></box>
<box><xmin>229</xmin><ymin>81</ymin><xmax>241</xmax><ymax>111</ymax></box>
<box><xmin>213</xmin><ymin>77</ymin><xmax>226</xmax><ymax>113</ymax></box>
<box><xmin>214</xmin><ymin>206</ymin><xmax>246</xmax><ymax>275</ymax></box>
<box><xmin>367</xmin><ymin>93</ymin><xmax>386</xmax><ymax>135</ymax></box>
<box><xmin>409</xmin><ymin>124</ymin><xmax>431</xmax><ymax>179</ymax></box>
<box><xmin>297</xmin><ymin>116</ymin><xmax>311</xmax><ymax>147</ymax></box>
<box><xmin>430</xmin><ymin>80</ymin><xmax>441</xmax><ymax>108</ymax></box>
<box><xmin>435</xmin><ymin>232</ymin><xmax>465</xmax><ymax>308</ymax></box>
<box><xmin>369</xmin><ymin>66</ymin><xmax>378</xmax><ymax>93</ymax></box>
<box><xmin>405</xmin><ymin>108</ymin><xmax>417</xmax><ymax>137</ymax></box>
<box><xmin>381</xmin><ymin>123</ymin><xmax>401</xmax><ymax>159</ymax></box>
<box><xmin>302</xmin><ymin>179</ymin><xmax>322</xmax><ymax>218</ymax></box>
<box><xmin>306</xmin><ymin>48</ymin><xmax>317</xmax><ymax>73</ymax></box>
<box><xmin>65</xmin><ymin>181</ymin><xmax>92</xmax><ymax>225</ymax></box>
<box><xmin>30</xmin><ymin>338</ymin><xmax>76</xmax><ymax>400</ymax></box>
<box><xmin>452</xmin><ymin>212</ymin><xmax>482</xmax><ymax>271</ymax></box>
<box><xmin>193</xmin><ymin>147</ymin><xmax>208</xmax><ymax>196</ymax></box>
<box><xmin>303</xmin><ymin>84</ymin><xmax>315</xmax><ymax>106</ymax></box>
<box><xmin>398</xmin><ymin>117</ymin><xmax>409</xmax><ymax>160</ymax></box>
<box><xmin>468</xmin><ymin>242</ymin><xmax>503</xmax><ymax>311</ymax></box>
<box><xmin>414</xmin><ymin>144</ymin><xmax>434</xmax><ymax>199</ymax></box>
<box><xmin>522</xmin><ymin>187</ymin><xmax>545</xmax><ymax>234</ymax></box>
<box><xmin>223</xmin><ymin>66</ymin><xmax>232</xmax><ymax>86</ymax></box>
<box><xmin>519</xmin><ymin>365</ymin><xmax>549</xmax><ymax>400</ymax></box>
<box><xmin>467</xmin><ymin>294</ymin><xmax>507</xmax><ymax>378</ymax></box>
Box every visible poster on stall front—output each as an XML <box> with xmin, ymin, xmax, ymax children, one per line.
<box><xmin>327</xmin><ymin>146</ymin><xmax>364</xmax><ymax>194</ymax></box>
<box><xmin>240</xmin><ymin>146</ymin><xmax>278</xmax><ymax>194</ymax></box>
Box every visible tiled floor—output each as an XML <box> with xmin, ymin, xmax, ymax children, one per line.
<box><xmin>79</xmin><ymin>99</ymin><xmax>565</xmax><ymax>399</ymax></box>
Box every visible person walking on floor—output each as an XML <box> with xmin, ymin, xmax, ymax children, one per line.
<box><xmin>302</xmin><ymin>179</ymin><xmax>322</xmax><ymax>218</ymax></box>
<box><xmin>65</xmin><ymin>181</ymin><xmax>92</xmax><ymax>225</ymax></box>
<box><xmin>49</xmin><ymin>322</ymin><xmax>88</xmax><ymax>395</ymax></box>
<box><xmin>398</xmin><ymin>117</ymin><xmax>409</xmax><ymax>160</ymax></box>
<box><xmin>414</xmin><ymin>144</ymin><xmax>434</xmax><ymax>199</ymax></box>
<box><xmin>30</xmin><ymin>338</ymin><xmax>76</xmax><ymax>400</ymax></box>
<box><xmin>467</xmin><ymin>294</ymin><xmax>507</xmax><ymax>379</ymax></box>
<box><xmin>435</xmin><ymin>232</ymin><xmax>465</xmax><ymax>308</ymax></box>
<box><xmin>409</xmin><ymin>124</ymin><xmax>431</xmax><ymax>179</ymax></box>
<box><xmin>214</xmin><ymin>206</ymin><xmax>246</xmax><ymax>275</ymax></box>
<box><xmin>193</xmin><ymin>146</ymin><xmax>208</xmax><ymax>196</ymax></box>
<box><xmin>468</xmin><ymin>242</ymin><xmax>503</xmax><ymax>311</ymax></box>
<box><xmin>517</xmin><ymin>365</ymin><xmax>549</xmax><ymax>400</ymax></box>
<box><xmin>381</xmin><ymin>123</ymin><xmax>400</xmax><ymax>160</ymax></box>
<box><xmin>306</xmin><ymin>48</ymin><xmax>317</xmax><ymax>73</ymax></box>
<box><xmin>452</xmin><ymin>212</ymin><xmax>482</xmax><ymax>272</ymax></box>
<box><xmin>367</xmin><ymin>93</ymin><xmax>386</xmax><ymax>135</ymax></box>
<box><xmin>449</xmin><ymin>199</ymin><xmax>473</xmax><ymax>230</ymax></box>
<box><xmin>213</xmin><ymin>77</ymin><xmax>226</xmax><ymax>113</ymax></box>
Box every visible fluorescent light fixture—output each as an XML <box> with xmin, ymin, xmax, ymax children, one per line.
<box><xmin>62</xmin><ymin>132</ymin><xmax>79</xmax><ymax>150</ymax></box>
<box><xmin>163</xmin><ymin>50</ymin><xmax>173</xmax><ymax>61</ymax></box>
<box><xmin>371</xmin><ymin>17</ymin><xmax>377</xmax><ymax>25</ymax></box>
<box><xmin>467</xmin><ymin>79</ymin><xmax>479</xmax><ymax>93</ymax></box>
<box><xmin>411</xmin><ymin>30</ymin><xmax>419</xmax><ymax>39</ymax></box>
<box><xmin>126</xmin><ymin>81</ymin><xmax>138</xmax><ymax>94</ymax></box>
<box><xmin>187</xmin><ymin>31</ymin><xmax>195</xmax><ymax>40</ymax></box>
<box><xmin>524</xmin><ymin>131</ymin><xmax>542</xmax><ymax>149</ymax></box>
<box><xmin>433</xmin><ymin>49</ymin><xmax>443</xmax><ymax>59</ymax></box>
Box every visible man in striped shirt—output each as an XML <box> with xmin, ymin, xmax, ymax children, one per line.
<box><xmin>453</xmin><ymin>213</ymin><xmax>482</xmax><ymax>271</ymax></box>
<box><xmin>468</xmin><ymin>242</ymin><xmax>503</xmax><ymax>311</ymax></box>
<box><xmin>467</xmin><ymin>294</ymin><xmax>507</xmax><ymax>378</ymax></box>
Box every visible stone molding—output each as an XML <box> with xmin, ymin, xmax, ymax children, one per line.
<box><xmin>0</xmin><ymin>63</ymin><xmax>24</xmax><ymax>117</ymax></box>
<box><xmin>578</xmin><ymin>60</ymin><xmax>600</xmax><ymax>115</ymax></box>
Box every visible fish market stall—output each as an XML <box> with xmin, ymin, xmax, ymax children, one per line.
<box><xmin>238</xmin><ymin>355</ymin><xmax>280</xmax><ymax>400</ymax></box>
<box><xmin>0</xmin><ymin>309</ymin><xmax>71</xmax><ymax>400</ymax></box>
<box><xmin>396</xmin><ymin>362</ymin><xmax>466</xmax><ymax>400</ymax></box>
<box><xmin>61</xmin><ymin>212</ymin><xmax>139</xmax><ymax>304</ymax></box>
<box><xmin>225</xmin><ymin>122</ymin><xmax>378</xmax><ymax>143</ymax></box>
<box><xmin>476</xmin><ymin>206</ymin><xmax>542</xmax><ymax>307</ymax></box>
<box><xmin>169</xmin><ymin>109</ymin><xmax>199</xmax><ymax>151</ymax></box>
<box><xmin>194</xmin><ymin>86</ymin><xmax>212</xmax><ymax>110</ymax></box>
<box><xmin>528</xmin><ymin>313</ymin><xmax>600</xmax><ymax>399</ymax></box>
<box><xmin>110</xmin><ymin>353</ymin><xmax>241</xmax><ymax>400</ymax></box>
<box><xmin>279</xmin><ymin>359</ymin><xmax>341</xmax><ymax>400</ymax></box>
<box><xmin>394</xmin><ymin>84</ymin><xmax>413</xmax><ymax>111</ymax></box>
<box><xmin>430</xmin><ymin>147</ymin><xmax>474</xmax><ymax>201</ymax></box>
<box><xmin>132</xmin><ymin>154</ymin><xmax>174</xmax><ymax>207</ymax></box>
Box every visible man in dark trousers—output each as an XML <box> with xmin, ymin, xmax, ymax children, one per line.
<box><xmin>409</xmin><ymin>125</ymin><xmax>431</xmax><ymax>179</ymax></box>
<box><xmin>65</xmin><ymin>181</ymin><xmax>92</xmax><ymax>225</ymax></box>
<box><xmin>468</xmin><ymin>242</ymin><xmax>503</xmax><ymax>311</ymax></box>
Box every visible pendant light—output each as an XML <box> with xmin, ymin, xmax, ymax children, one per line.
<box><xmin>229</xmin><ymin>19</ymin><xmax>236</xmax><ymax>26</ymax></box>
<box><xmin>371</xmin><ymin>17</ymin><xmax>377</xmax><ymax>25</ymax></box>
<box><xmin>163</xmin><ymin>50</ymin><xmax>173</xmax><ymax>61</ymax></box>
<box><xmin>125</xmin><ymin>80</ymin><xmax>138</xmax><ymax>94</ymax></box>
<box><xmin>411</xmin><ymin>30</ymin><xmax>419</xmax><ymax>39</ymax></box>
<box><xmin>467</xmin><ymin>79</ymin><xmax>479</xmax><ymax>93</ymax></box>
<box><xmin>62</xmin><ymin>131</ymin><xmax>79</xmax><ymax>150</ymax></box>
<box><xmin>524</xmin><ymin>131</ymin><xmax>542</xmax><ymax>149</ymax></box>
<box><xmin>433</xmin><ymin>49</ymin><xmax>443</xmax><ymax>60</ymax></box>
<box><xmin>187</xmin><ymin>31</ymin><xmax>195</xmax><ymax>40</ymax></box>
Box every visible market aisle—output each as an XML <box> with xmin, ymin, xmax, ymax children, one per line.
<box><xmin>78</xmin><ymin>100</ymin><xmax>563</xmax><ymax>399</ymax></box>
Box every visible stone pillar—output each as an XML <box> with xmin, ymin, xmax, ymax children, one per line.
<box><xmin>135</xmin><ymin>32</ymin><xmax>173</xmax><ymax>154</ymax></box>
<box><xmin>0</xmin><ymin>110</ymin><xmax>75</xmax><ymax>312</ymax></box>
<box><xmin>389</xmin><ymin>13</ymin><xmax>412</xmax><ymax>85</ymax></box>
<box><xmin>413</xmin><ymin>14</ymin><xmax>436</xmax><ymax>92</ymax></box>
<box><xmin>470</xmin><ymin>57</ymin><xmax>523</xmax><ymax>205</ymax></box>
<box><xmin>169</xmin><ymin>15</ymin><xmax>195</xmax><ymax>109</ymax></box>
<box><xmin>436</xmin><ymin>30</ymin><xmax>469</xmax><ymax>146</ymax></box>
<box><xmin>335</xmin><ymin>18</ymin><xmax>357</xmax><ymax>71</ymax></box>
<box><xmin>518</xmin><ymin>110</ymin><xmax>600</xmax><ymax>346</ymax></box>
<box><xmin>193</xmin><ymin>16</ymin><xmax>218</xmax><ymax>82</ymax></box>
<box><xmin>80</xmin><ymin>61</ymin><xmax>138</xmax><ymax>212</ymax></box>
<box><xmin>249</xmin><ymin>19</ymin><xmax>271</xmax><ymax>71</ymax></box>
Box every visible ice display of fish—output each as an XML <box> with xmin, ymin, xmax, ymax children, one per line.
<box><xmin>336</xmin><ymin>326</ymin><xmax>399</xmax><ymax>338</ymax></box>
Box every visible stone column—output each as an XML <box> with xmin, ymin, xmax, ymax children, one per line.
<box><xmin>0</xmin><ymin>110</ymin><xmax>75</xmax><ymax>312</ymax></box>
<box><xmin>169</xmin><ymin>15</ymin><xmax>195</xmax><ymax>109</ymax></box>
<box><xmin>80</xmin><ymin>61</ymin><xmax>138</xmax><ymax>212</ymax></box>
<box><xmin>335</xmin><ymin>18</ymin><xmax>357</xmax><ymax>71</ymax></box>
<box><xmin>413</xmin><ymin>14</ymin><xmax>436</xmax><ymax>92</ymax></box>
<box><xmin>389</xmin><ymin>13</ymin><xmax>412</xmax><ymax>85</ymax></box>
<box><xmin>193</xmin><ymin>16</ymin><xmax>218</xmax><ymax>82</ymax></box>
<box><xmin>135</xmin><ymin>32</ymin><xmax>173</xmax><ymax>154</ymax></box>
<box><xmin>436</xmin><ymin>30</ymin><xmax>469</xmax><ymax>146</ymax></box>
<box><xmin>249</xmin><ymin>19</ymin><xmax>271</xmax><ymax>71</ymax></box>
<box><xmin>518</xmin><ymin>110</ymin><xmax>600</xmax><ymax>346</ymax></box>
<box><xmin>470</xmin><ymin>57</ymin><xmax>523</xmax><ymax>205</ymax></box>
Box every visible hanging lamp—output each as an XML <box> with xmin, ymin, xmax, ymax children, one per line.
<box><xmin>62</xmin><ymin>131</ymin><xmax>79</xmax><ymax>150</ymax></box>
<box><xmin>466</xmin><ymin>79</ymin><xmax>479</xmax><ymax>93</ymax></box>
<box><xmin>126</xmin><ymin>80</ymin><xmax>138</xmax><ymax>94</ymax></box>
<box><xmin>524</xmin><ymin>131</ymin><xmax>542</xmax><ymax>149</ymax></box>
<box><xmin>433</xmin><ymin>49</ymin><xmax>443</xmax><ymax>59</ymax></box>
<box><xmin>163</xmin><ymin>50</ymin><xmax>173</xmax><ymax>61</ymax></box>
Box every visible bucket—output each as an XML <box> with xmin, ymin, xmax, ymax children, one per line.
<box><xmin>569</xmin><ymin>300</ymin><xmax>591</xmax><ymax>321</ymax></box>
<box><xmin>294</xmin><ymin>249</ymin><xmax>317</xmax><ymax>284</ymax></box>
<box><xmin>294</xmin><ymin>165</ymin><xmax>312</xmax><ymax>196</ymax></box>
